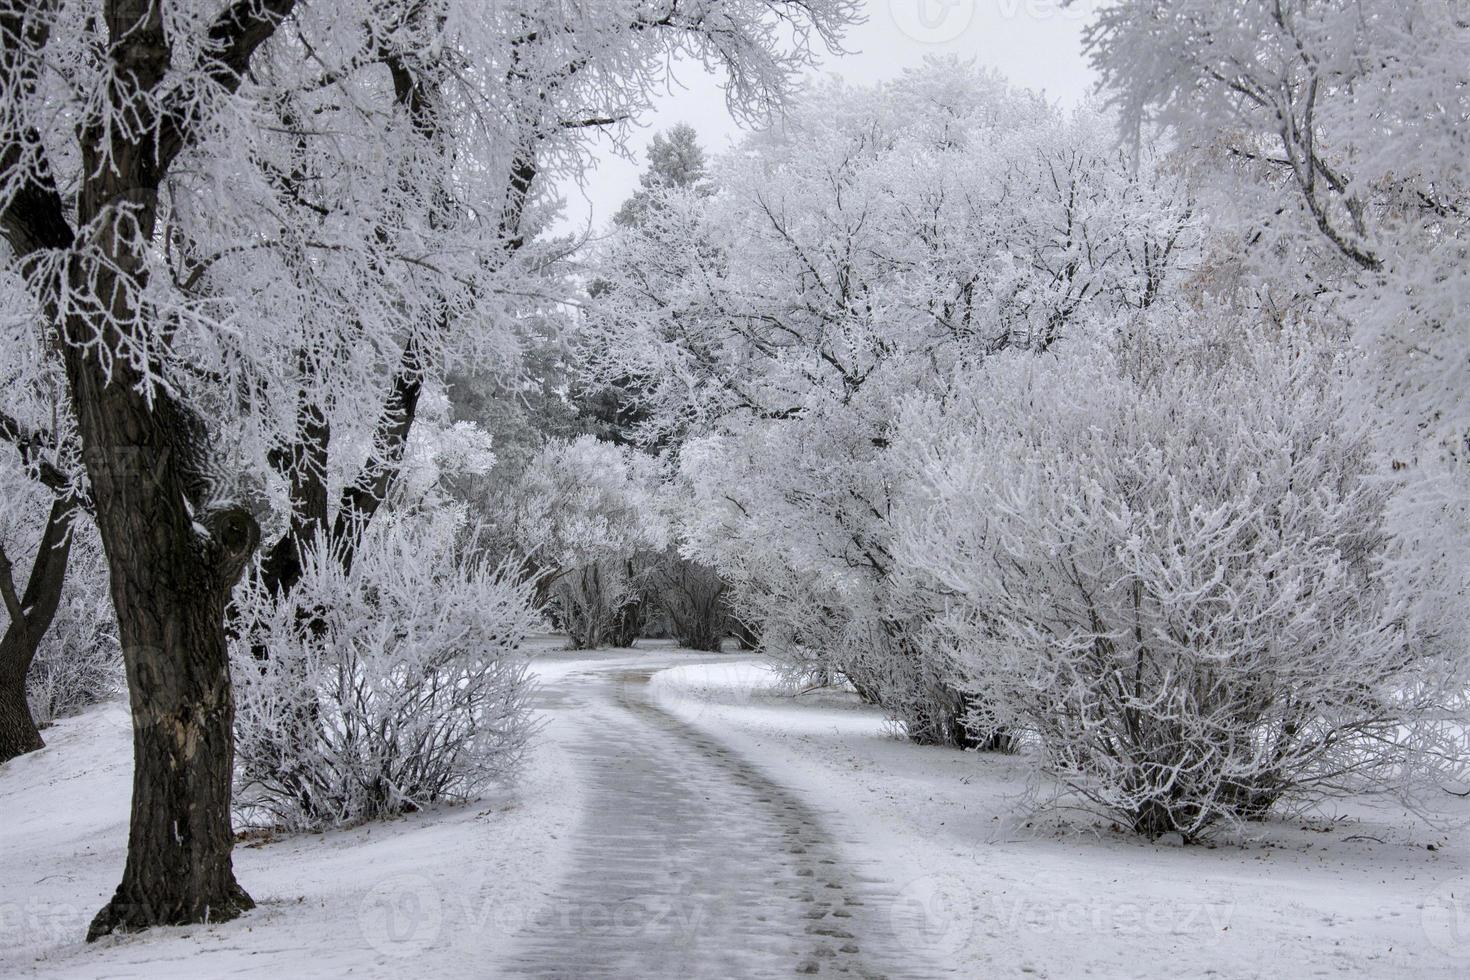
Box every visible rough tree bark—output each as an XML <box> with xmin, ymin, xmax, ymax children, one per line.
<box><xmin>1</xmin><ymin>0</ymin><xmax>295</xmax><ymax>940</ymax></box>
<box><xmin>0</xmin><ymin>496</ymin><xmax>78</xmax><ymax>764</ymax></box>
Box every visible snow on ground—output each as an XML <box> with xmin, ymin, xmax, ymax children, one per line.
<box><xmin>0</xmin><ymin>653</ymin><xmax>581</xmax><ymax>978</ymax></box>
<box><xmin>6</xmin><ymin>643</ymin><xmax>1469</xmax><ymax>979</ymax></box>
<box><xmin>649</xmin><ymin>659</ymin><xmax>1470</xmax><ymax>980</ymax></box>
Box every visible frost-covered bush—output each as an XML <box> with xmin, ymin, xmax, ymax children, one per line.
<box><xmin>895</xmin><ymin>319</ymin><xmax>1468</xmax><ymax>840</ymax></box>
<box><xmin>552</xmin><ymin>559</ymin><xmax>645</xmax><ymax>650</ymax></box>
<box><xmin>26</xmin><ymin>555</ymin><xmax>118</xmax><ymax>726</ymax></box>
<box><xmin>642</xmin><ymin>478</ymin><xmax>732</xmax><ymax>652</ymax></box>
<box><xmin>509</xmin><ymin>436</ymin><xmax>667</xmax><ymax>648</ymax></box>
<box><xmin>650</xmin><ymin>556</ymin><xmax>730</xmax><ymax>652</ymax></box>
<box><xmin>678</xmin><ymin>423</ymin><xmax>989</xmax><ymax>747</ymax></box>
<box><xmin>231</xmin><ymin>513</ymin><xmax>539</xmax><ymax>830</ymax></box>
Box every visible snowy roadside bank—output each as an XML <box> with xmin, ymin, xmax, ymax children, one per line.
<box><xmin>649</xmin><ymin>660</ymin><xmax>1470</xmax><ymax>979</ymax></box>
<box><xmin>0</xmin><ymin>689</ymin><xmax>580</xmax><ymax>979</ymax></box>
<box><xmin>6</xmin><ymin>648</ymin><xmax>1467</xmax><ymax>979</ymax></box>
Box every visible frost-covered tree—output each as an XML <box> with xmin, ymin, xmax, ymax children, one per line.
<box><xmin>583</xmin><ymin>60</ymin><xmax>1194</xmax><ymax>743</ymax></box>
<box><xmin>893</xmin><ymin>313</ymin><xmax>1468</xmax><ymax>840</ymax></box>
<box><xmin>508</xmin><ymin>435</ymin><xmax>668</xmax><ymax>648</ymax></box>
<box><xmin>0</xmin><ymin>0</ymin><xmax>856</xmax><ymax>939</ymax></box>
<box><xmin>1080</xmin><ymin>0</ymin><xmax>1470</xmax><ymax>645</ymax></box>
<box><xmin>613</xmin><ymin>123</ymin><xmax>714</xmax><ymax>229</ymax></box>
<box><xmin>1</xmin><ymin>479</ymin><xmax>116</xmax><ymax>738</ymax></box>
<box><xmin>0</xmin><ymin>329</ymin><xmax>88</xmax><ymax>761</ymax></box>
<box><xmin>582</xmin><ymin>123</ymin><xmax>718</xmax><ymax>448</ymax></box>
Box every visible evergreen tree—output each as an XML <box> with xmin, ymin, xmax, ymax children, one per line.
<box><xmin>612</xmin><ymin>124</ymin><xmax>712</xmax><ymax>228</ymax></box>
<box><xmin>584</xmin><ymin>124</ymin><xmax>714</xmax><ymax>447</ymax></box>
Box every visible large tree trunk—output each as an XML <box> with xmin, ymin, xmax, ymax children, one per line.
<box><xmin>86</xmin><ymin>563</ymin><xmax>255</xmax><ymax>937</ymax></box>
<box><xmin>87</xmin><ymin>583</ymin><xmax>255</xmax><ymax>937</ymax></box>
<box><xmin>0</xmin><ymin>496</ymin><xmax>78</xmax><ymax>764</ymax></box>
<box><xmin>73</xmin><ymin>375</ymin><xmax>259</xmax><ymax>941</ymax></box>
<box><xmin>62</xmin><ymin>200</ymin><xmax>261</xmax><ymax>939</ymax></box>
<box><xmin>65</xmin><ymin>1</ymin><xmax>270</xmax><ymax>937</ymax></box>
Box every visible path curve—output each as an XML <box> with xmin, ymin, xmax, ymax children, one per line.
<box><xmin>500</xmin><ymin>659</ymin><xmax>934</xmax><ymax>979</ymax></box>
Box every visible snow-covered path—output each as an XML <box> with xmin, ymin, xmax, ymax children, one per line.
<box><xmin>7</xmin><ymin>645</ymin><xmax>1462</xmax><ymax>978</ymax></box>
<box><xmin>503</xmin><ymin>660</ymin><xmax>935</xmax><ymax>980</ymax></box>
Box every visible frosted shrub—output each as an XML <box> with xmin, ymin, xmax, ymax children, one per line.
<box><xmin>511</xmin><ymin>436</ymin><xmax>667</xmax><ymax>648</ymax></box>
<box><xmin>843</xmin><ymin>622</ymin><xmax>1011</xmax><ymax>750</ymax></box>
<box><xmin>897</xmin><ymin>322</ymin><xmax>1468</xmax><ymax>840</ymax></box>
<box><xmin>27</xmin><ymin>572</ymin><xmax>118</xmax><ymax>726</ymax></box>
<box><xmin>552</xmin><ymin>558</ymin><xmax>646</xmax><ymax>650</ymax></box>
<box><xmin>231</xmin><ymin>515</ymin><xmax>539</xmax><ymax>830</ymax></box>
<box><xmin>678</xmin><ymin>433</ymin><xmax>989</xmax><ymax>747</ymax></box>
<box><xmin>646</xmin><ymin>481</ymin><xmax>733</xmax><ymax>652</ymax></box>
<box><xmin>651</xmin><ymin>557</ymin><xmax>730</xmax><ymax>652</ymax></box>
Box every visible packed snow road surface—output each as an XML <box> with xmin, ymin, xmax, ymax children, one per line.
<box><xmin>502</xmin><ymin>660</ymin><xmax>939</xmax><ymax>980</ymax></box>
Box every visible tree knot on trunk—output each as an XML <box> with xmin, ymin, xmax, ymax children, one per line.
<box><xmin>199</xmin><ymin>503</ymin><xmax>260</xmax><ymax>587</ymax></box>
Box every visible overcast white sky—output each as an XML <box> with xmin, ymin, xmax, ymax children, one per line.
<box><xmin>553</xmin><ymin>0</ymin><xmax>1100</xmax><ymax>234</ymax></box>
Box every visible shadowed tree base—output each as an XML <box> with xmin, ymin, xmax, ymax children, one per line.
<box><xmin>87</xmin><ymin>881</ymin><xmax>254</xmax><ymax>942</ymax></box>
